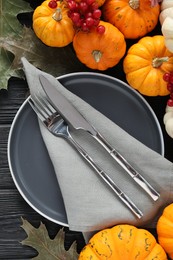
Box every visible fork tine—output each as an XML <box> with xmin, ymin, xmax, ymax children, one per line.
<box><xmin>28</xmin><ymin>96</ymin><xmax>47</xmax><ymax>123</ymax></box>
<box><xmin>34</xmin><ymin>95</ymin><xmax>52</xmax><ymax>118</ymax></box>
<box><xmin>28</xmin><ymin>97</ymin><xmax>143</xmax><ymax>218</ymax></box>
<box><xmin>28</xmin><ymin>94</ymin><xmax>59</xmax><ymax>127</ymax></box>
<box><xmin>39</xmin><ymin>95</ymin><xmax>56</xmax><ymax>115</ymax></box>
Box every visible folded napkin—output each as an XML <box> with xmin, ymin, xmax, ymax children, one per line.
<box><xmin>21</xmin><ymin>57</ymin><xmax>173</xmax><ymax>233</ymax></box>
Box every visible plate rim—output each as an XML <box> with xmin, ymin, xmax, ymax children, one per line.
<box><xmin>58</xmin><ymin>71</ymin><xmax>164</xmax><ymax>155</ymax></box>
<box><xmin>7</xmin><ymin>97</ymin><xmax>69</xmax><ymax>226</ymax></box>
<box><xmin>7</xmin><ymin>72</ymin><xmax>165</xmax><ymax>225</ymax></box>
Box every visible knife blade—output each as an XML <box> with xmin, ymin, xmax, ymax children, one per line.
<box><xmin>39</xmin><ymin>74</ymin><xmax>160</xmax><ymax>202</ymax></box>
<box><xmin>39</xmin><ymin>75</ymin><xmax>97</xmax><ymax>136</ymax></box>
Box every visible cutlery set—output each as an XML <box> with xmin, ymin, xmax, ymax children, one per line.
<box><xmin>28</xmin><ymin>75</ymin><xmax>160</xmax><ymax>218</ymax></box>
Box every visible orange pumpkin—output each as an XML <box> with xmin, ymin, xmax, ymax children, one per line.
<box><xmin>33</xmin><ymin>0</ymin><xmax>75</xmax><ymax>47</ymax></box>
<box><xmin>123</xmin><ymin>35</ymin><xmax>173</xmax><ymax>96</ymax></box>
<box><xmin>73</xmin><ymin>21</ymin><xmax>126</xmax><ymax>70</ymax></box>
<box><xmin>102</xmin><ymin>0</ymin><xmax>160</xmax><ymax>39</ymax></box>
<box><xmin>157</xmin><ymin>204</ymin><xmax>173</xmax><ymax>259</ymax></box>
<box><xmin>79</xmin><ymin>224</ymin><xmax>167</xmax><ymax>259</ymax></box>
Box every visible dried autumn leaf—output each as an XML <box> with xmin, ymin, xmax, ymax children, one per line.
<box><xmin>0</xmin><ymin>0</ymin><xmax>87</xmax><ymax>90</ymax></box>
<box><xmin>0</xmin><ymin>47</ymin><xmax>23</xmax><ymax>89</ymax></box>
<box><xmin>0</xmin><ymin>26</ymin><xmax>87</xmax><ymax>89</ymax></box>
<box><xmin>0</xmin><ymin>0</ymin><xmax>32</xmax><ymax>38</ymax></box>
<box><xmin>21</xmin><ymin>218</ymin><xmax>79</xmax><ymax>260</ymax></box>
<box><xmin>0</xmin><ymin>0</ymin><xmax>33</xmax><ymax>89</ymax></box>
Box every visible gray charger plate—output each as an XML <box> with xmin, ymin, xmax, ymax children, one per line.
<box><xmin>8</xmin><ymin>72</ymin><xmax>164</xmax><ymax>226</ymax></box>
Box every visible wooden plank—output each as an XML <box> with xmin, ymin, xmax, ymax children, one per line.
<box><xmin>0</xmin><ymin>188</ymin><xmax>84</xmax><ymax>259</ymax></box>
<box><xmin>0</xmin><ymin>126</ymin><xmax>16</xmax><ymax>189</ymax></box>
<box><xmin>0</xmin><ymin>78</ymin><xmax>28</xmax><ymax>125</ymax></box>
<box><xmin>0</xmin><ymin>133</ymin><xmax>8</xmax><ymax>161</ymax></box>
<box><xmin>0</xmin><ymin>168</ymin><xmax>15</xmax><ymax>189</ymax></box>
<box><xmin>0</xmin><ymin>189</ymin><xmax>38</xmax><ymax>259</ymax></box>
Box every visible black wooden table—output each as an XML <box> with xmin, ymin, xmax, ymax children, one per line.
<box><xmin>1</xmin><ymin>74</ymin><xmax>173</xmax><ymax>260</ymax></box>
<box><xmin>1</xmin><ymin>1</ymin><xmax>173</xmax><ymax>258</ymax></box>
<box><xmin>0</xmin><ymin>78</ymin><xmax>86</xmax><ymax>259</ymax></box>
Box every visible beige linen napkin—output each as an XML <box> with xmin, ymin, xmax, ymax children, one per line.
<box><xmin>21</xmin><ymin>57</ymin><xmax>173</xmax><ymax>232</ymax></box>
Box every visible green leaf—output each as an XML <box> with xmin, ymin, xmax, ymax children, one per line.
<box><xmin>21</xmin><ymin>218</ymin><xmax>79</xmax><ymax>260</ymax></box>
<box><xmin>0</xmin><ymin>0</ymin><xmax>88</xmax><ymax>90</ymax></box>
<box><xmin>0</xmin><ymin>0</ymin><xmax>33</xmax><ymax>38</ymax></box>
<box><xmin>0</xmin><ymin>26</ymin><xmax>87</xmax><ymax>89</ymax></box>
<box><xmin>0</xmin><ymin>0</ymin><xmax>33</xmax><ymax>89</ymax></box>
<box><xmin>0</xmin><ymin>47</ymin><xmax>23</xmax><ymax>88</ymax></box>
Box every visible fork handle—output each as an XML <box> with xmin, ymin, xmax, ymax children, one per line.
<box><xmin>93</xmin><ymin>132</ymin><xmax>160</xmax><ymax>201</ymax></box>
<box><xmin>67</xmin><ymin>134</ymin><xmax>143</xmax><ymax>219</ymax></box>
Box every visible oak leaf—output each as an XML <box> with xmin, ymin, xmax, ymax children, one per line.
<box><xmin>0</xmin><ymin>0</ymin><xmax>33</xmax><ymax>89</ymax></box>
<box><xmin>21</xmin><ymin>218</ymin><xmax>79</xmax><ymax>260</ymax></box>
<box><xmin>0</xmin><ymin>0</ymin><xmax>32</xmax><ymax>38</ymax></box>
<box><xmin>0</xmin><ymin>26</ymin><xmax>87</xmax><ymax>89</ymax></box>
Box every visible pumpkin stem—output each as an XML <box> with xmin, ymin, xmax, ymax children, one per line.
<box><xmin>92</xmin><ymin>50</ymin><xmax>102</xmax><ymax>63</ymax></box>
<box><xmin>52</xmin><ymin>8</ymin><xmax>62</xmax><ymax>21</ymax></box>
<box><xmin>129</xmin><ymin>0</ymin><xmax>140</xmax><ymax>9</ymax></box>
<box><xmin>152</xmin><ymin>57</ymin><xmax>169</xmax><ymax>68</ymax></box>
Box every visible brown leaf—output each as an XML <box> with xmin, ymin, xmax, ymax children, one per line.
<box><xmin>0</xmin><ymin>26</ymin><xmax>88</xmax><ymax>89</ymax></box>
<box><xmin>21</xmin><ymin>218</ymin><xmax>79</xmax><ymax>260</ymax></box>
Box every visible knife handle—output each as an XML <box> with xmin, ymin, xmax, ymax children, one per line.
<box><xmin>93</xmin><ymin>132</ymin><xmax>160</xmax><ymax>201</ymax></box>
<box><xmin>67</xmin><ymin>131</ymin><xmax>143</xmax><ymax>219</ymax></box>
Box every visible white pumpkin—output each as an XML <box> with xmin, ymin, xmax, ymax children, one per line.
<box><xmin>160</xmin><ymin>7</ymin><xmax>173</xmax><ymax>24</ymax></box>
<box><xmin>164</xmin><ymin>105</ymin><xmax>173</xmax><ymax>138</ymax></box>
<box><xmin>161</xmin><ymin>0</ymin><xmax>173</xmax><ymax>10</ymax></box>
<box><xmin>160</xmin><ymin>0</ymin><xmax>173</xmax><ymax>53</ymax></box>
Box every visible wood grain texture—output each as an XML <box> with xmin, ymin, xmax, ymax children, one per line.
<box><xmin>0</xmin><ymin>0</ymin><xmax>172</xmax><ymax>258</ymax></box>
<box><xmin>0</xmin><ymin>79</ymin><xmax>85</xmax><ymax>259</ymax></box>
<box><xmin>0</xmin><ymin>61</ymin><xmax>172</xmax><ymax>260</ymax></box>
<box><xmin>0</xmin><ymin>82</ymin><xmax>171</xmax><ymax>260</ymax></box>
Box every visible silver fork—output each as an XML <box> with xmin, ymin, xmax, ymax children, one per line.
<box><xmin>28</xmin><ymin>94</ymin><xmax>143</xmax><ymax>219</ymax></box>
<box><xmin>39</xmin><ymin>75</ymin><xmax>159</xmax><ymax>202</ymax></box>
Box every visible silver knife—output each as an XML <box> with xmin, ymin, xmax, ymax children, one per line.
<box><xmin>39</xmin><ymin>75</ymin><xmax>160</xmax><ymax>201</ymax></box>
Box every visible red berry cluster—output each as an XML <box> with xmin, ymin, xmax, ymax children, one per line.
<box><xmin>66</xmin><ymin>0</ymin><xmax>105</xmax><ymax>33</ymax></box>
<box><xmin>48</xmin><ymin>0</ymin><xmax>105</xmax><ymax>33</ymax></box>
<box><xmin>48</xmin><ymin>0</ymin><xmax>58</xmax><ymax>8</ymax></box>
<box><xmin>163</xmin><ymin>72</ymin><xmax>173</xmax><ymax>107</ymax></box>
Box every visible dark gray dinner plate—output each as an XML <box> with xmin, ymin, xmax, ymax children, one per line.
<box><xmin>8</xmin><ymin>72</ymin><xmax>164</xmax><ymax>226</ymax></box>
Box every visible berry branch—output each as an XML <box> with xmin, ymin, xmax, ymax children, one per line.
<box><xmin>48</xmin><ymin>0</ymin><xmax>105</xmax><ymax>33</ymax></box>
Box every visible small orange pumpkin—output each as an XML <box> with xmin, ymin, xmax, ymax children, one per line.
<box><xmin>79</xmin><ymin>224</ymin><xmax>167</xmax><ymax>259</ymax></box>
<box><xmin>73</xmin><ymin>21</ymin><xmax>126</xmax><ymax>70</ymax></box>
<box><xmin>157</xmin><ymin>203</ymin><xmax>173</xmax><ymax>259</ymax></box>
<box><xmin>123</xmin><ymin>35</ymin><xmax>173</xmax><ymax>96</ymax></box>
<box><xmin>33</xmin><ymin>0</ymin><xmax>75</xmax><ymax>47</ymax></box>
<box><xmin>102</xmin><ymin>0</ymin><xmax>160</xmax><ymax>39</ymax></box>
